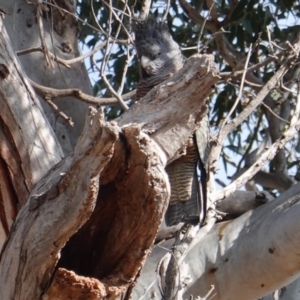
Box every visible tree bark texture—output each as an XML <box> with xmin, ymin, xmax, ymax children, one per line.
<box><xmin>0</xmin><ymin>11</ymin><xmax>219</xmax><ymax>300</ymax></box>
<box><xmin>132</xmin><ymin>183</ymin><xmax>300</xmax><ymax>300</ymax></box>
<box><xmin>0</xmin><ymin>15</ymin><xmax>63</xmax><ymax>249</ymax></box>
<box><xmin>1</xmin><ymin>0</ymin><xmax>92</xmax><ymax>154</ymax></box>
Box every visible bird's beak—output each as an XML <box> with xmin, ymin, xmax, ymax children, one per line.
<box><xmin>141</xmin><ymin>56</ymin><xmax>151</xmax><ymax>69</ymax></box>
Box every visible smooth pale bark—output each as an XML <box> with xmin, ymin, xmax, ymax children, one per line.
<box><xmin>215</xmin><ymin>190</ymin><xmax>273</xmax><ymax>218</ymax></box>
<box><xmin>132</xmin><ymin>182</ymin><xmax>300</xmax><ymax>300</ymax></box>
<box><xmin>277</xmin><ymin>278</ymin><xmax>300</xmax><ymax>299</ymax></box>
<box><xmin>1</xmin><ymin>0</ymin><xmax>92</xmax><ymax>154</ymax></box>
<box><xmin>0</xmin><ymin>16</ymin><xmax>63</xmax><ymax>249</ymax></box>
<box><xmin>0</xmin><ymin>0</ymin><xmax>93</xmax><ymax>251</ymax></box>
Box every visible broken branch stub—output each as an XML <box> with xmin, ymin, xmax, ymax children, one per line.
<box><xmin>0</xmin><ymin>38</ymin><xmax>218</xmax><ymax>299</ymax></box>
<box><xmin>53</xmin><ymin>124</ymin><xmax>170</xmax><ymax>299</ymax></box>
<box><xmin>118</xmin><ymin>54</ymin><xmax>219</xmax><ymax>162</ymax></box>
<box><xmin>54</xmin><ymin>55</ymin><xmax>218</xmax><ymax>299</ymax></box>
<box><xmin>0</xmin><ymin>109</ymin><xmax>118</xmax><ymax>300</ymax></box>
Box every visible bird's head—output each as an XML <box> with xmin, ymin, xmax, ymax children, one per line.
<box><xmin>131</xmin><ymin>15</ymin><xmax>184</xmax><ymax>78</ymax></box>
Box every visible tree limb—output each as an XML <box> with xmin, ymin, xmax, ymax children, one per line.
<box><xmin>133</xmin><ymin>182</ymin><xmax>300</xmax><ymax>300</ymax></box>
<box><xmin>0</xmin><ymin>28</ymin><xmax>219</xmax><ymax>298</ymax></box>
<box><xmin>118</xmin><ymin>53</ymin><xmax>219</xmax><ymax>162</ymax></box>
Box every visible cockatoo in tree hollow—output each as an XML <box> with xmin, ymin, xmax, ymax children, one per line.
<box><xmin>132</xmin><ymin>15</ymin><xmax>209</xmax><ymax>226</ymax></box>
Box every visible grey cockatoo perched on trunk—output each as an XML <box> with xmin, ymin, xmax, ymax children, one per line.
<box><xmin>132</xmin><ymin>15</ymin><xmax>209</xmax><ymax>226</ymax></box>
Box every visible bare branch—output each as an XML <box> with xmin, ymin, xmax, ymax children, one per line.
<box><xmin>16</xmin><ymin>46</ymin><xmax>71</xmax><ymax>68</ymax></box>
<box><xmin>161</xmin><ymin>0</ymin><xmax>171</xmax><ymax>21</ymax></box>
<box><xmin>44</xmin><ymin>97</ymin><xmax>74</xmax><ymax>127</ymax></box>
<box><xmin>214</xmin><ymin>115</ymin><xmax>300</xmax><ymax>200</ymax></box>
<box><xmin>178</xmin><ymin>0</ymin><xmax>217</xmax><ymax>32</ymax></box>
<box><xmin>30</xmin><ymin>79</ymin><xmax>136</xmax><ymax>106</ymax></box>
<box><xmin>97</xmin><ymin>57</ymin><xmax>130</xmax><ymax>110</ymax></box>
<box><xmin>220</xmin><ymin>44</ymin><xmax>252</xmax><ymax>130</ymax></box>
<box><xmin>139</xmin><ymin>0</ymin><xmax>151</xmax><ymax>20</ymax></box>
<box><xmin>205</xmin><ymin>0</ymin><xmax>217</xmax><ymax>22</ymax></box>
<box><xmin>262</xmin><ymin>102</ymin><xmax>290</xmax><ymax>124</ymax></box>
<box><xmin>97</xmin><ymin>0</ymin><xmax>130</xmax><ymax>110</ymax></box>
<box><xmin>162</xmin><ymin>224</ymin><xmax>200</xmax><ymax>300</ymax></box>
<box><xmin>209</xmin><ymin>37</ymin><xmax>300</xmax><ymax>174</ymax></box>
<box><xmin>36</xmin><ymin>2</ymin><xmax>54</xmax><ymax>68</ymax></box>
<box><xmin>16</xmin><ymin>39</ymin><xmax>130</xmax><ymax>66</ymax></box>
<box><xmin>42</xmin><ymin>0</ymin><xmax>110</xmax><ymax>36</ymax></box>
<box><xmin>221</xmin><ymin>0</ymin><xmax>238</xmax><ymax>27</ymax></box>
<box><xmin>118</xmin><ymin>47</ymin><xmax>135</xmax><ymax>95</ymax></box>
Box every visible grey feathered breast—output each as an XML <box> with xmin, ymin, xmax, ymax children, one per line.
<box><xmin>132</xmin><ymin>15</ymin><xmax>208</xmax><ymax>226</ymax></box>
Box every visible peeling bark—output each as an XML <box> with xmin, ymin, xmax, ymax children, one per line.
<box><xmin>1</xmin><ymin>0</ymin><xmax>92</xmax><ymax>154</ymax></box>
<box><xmin>133</xmin><ymin>183</ymin><xmax>300</xmax><ymax>300</ymax></box>
<box><xmin>0</xmin><ymin>108</ymin><xmax>118</xmax><ymax>299</ymax></box>
<box><xmin>0</xmin><ymin>16</ymin><xmax>63</xmax><ymax>248</ymax></box>
<box><xmin>0</xmin><ymin>12</ymin><xmax>218</xmax><ymax>298</ymax></box>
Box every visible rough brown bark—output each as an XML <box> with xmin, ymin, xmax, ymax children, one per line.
<box><xmin>118</xmin><ymin>54</ymin><xmax>217</xmax><ymax>162</ymax></box>
<box><xmin>0</xmin><ymin>12</ymin><xmax>218</xmax><ymax>299</ymax></box>
<box><xmin>53</xmin><ymin>55</ymin><xmax>218</xmax><ymax>298</ymax></box>
<box><xmin>0</xmin><ymin>108</ymin><xmax>118</xmax><ymax>300</ymax></box>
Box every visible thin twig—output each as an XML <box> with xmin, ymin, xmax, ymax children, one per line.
<box><xmin>220</xmin><ymin>44</ymin><xmax>253</xmax><ymax>131</ymax></box>
<box><xmin>261</xmin><ymin>102</ymin><xmax>290</xmax><ymax>124</ymax></box>
<box><xmin>42</xmin><ymin>0</ymin><xmax>107</xmax><ymax>36</ymax></box>
<box><xmin>221</xmin><ymin>0</ymin><xmax>238</xmax><ymax>27</ymax></box>
<box><xmin>118</xmin><ymin>47</ymin><xmax>135</xmax><ymax>94</ymax></box>
<box><xmin>16</xmin><ymin>47</ymin><xmax>69</xmax><ymax>68</ymax></box>
<box><xmin>208</xmin><ymin>38</ymin><xmax>300</xmax><ymax>175</ymax></box>
<box><xmin>205</xmin><ymin>285</ymin><xmax>216</xmax><ymax>300</ymax></box>
<box><xmin>138</xmin><ymin>277</ymin><xmax>159</xmax><ymax>300</ymax></box>
<box><xmin>161</xmin><ymin>0</ymin><xmax>171</xmax><ymax>21</ymax></box>
<box><xmin>36</xmin><ymin>3</ymin><xmax>54</xmax><ymax>68</ymax></box>
<box><xmin>178</xmin><ymin>0</ymin><xmax>217</xmax><ymax>32</ymax></box>
<box><xmin>280</xmin><ymin>78</ymin><xmax>297</xmax><ymax>95</ymax></box>
<box><xmin>95</xmin><ymin>0</ymin><xmax>129</xmax><ymax>110</ymax></box>
<box><xmin>139</xmin><ymin>0</ymin><xmax>151</xmax><ymax>20</ymax></box>
<box><xmin>41</xmin><ymin>0</ymin><xmax>131</xmax><ymax>43</ymax></box>
<box><xmin>266</xmin><ymin>26</ymin><xmax>274</xmax><ymax>53</ymax></box>
<box><xmin>272</xmin><ymin>41</ymin><xmax>286</xmax><ymax>51</ymax></box>
<box><xmin>101</xmin><ymin>0</ymin><xmax>133</xmax><ymax>43</ymax></box>
<box><xmin>31</xmin><ymin>79</ymin><xmax>135</xmax><ymax>105</ymax></box>
<box><xmin>16</xmin><ymin>40</ymin><xmax>129</xmax><ymax>66</ymax></box>
<box><xmin>205</xmin><ymin>0</ymin><xmax>218</xmax><ymax>22</ymax></box>
<box><xmin>236</xmin><ymin>112</ymin><xmax>263</xmax><ymax>172</ymax></box>
<box><xmin>96</xmin><ymin>58</ymin><xmax>130</xmax><ymax>110</ymax></box>
<box><xmin>197</xmin><ymin>1</ymin><xmax>215</xmax><ymax>52</ymax></box>
<box><xmin>214</xmin><ymin>117</ymin><xmax>300</xmax><ymax>201</ymax></box>
<box><xmin>44</xmin><ymin>96</ymin><xmax>74</xmax><ymax>126</ymax></box>
<box><xmin>219</xmin><ymin>50</ymin><xmax>282</xmax><ymax>79</ymax></box>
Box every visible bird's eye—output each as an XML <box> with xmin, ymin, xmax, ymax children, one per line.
<box><xmin>157</xmin><ymin>51</ymin><xmax>161</xmax><ymax>56</ymax></box>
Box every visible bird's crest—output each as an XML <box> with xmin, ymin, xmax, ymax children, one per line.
<box><xmin>131</xmin><ymin>15</ymin><xmax>169</xmax><ymax>37</ymax></box>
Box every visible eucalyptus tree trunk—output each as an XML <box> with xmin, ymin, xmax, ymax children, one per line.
<box><xmin>1</xmin><ymin>0</ymin><xmax>91</xmax><ymax>154</ymax></box>
<box><xmin>1</xmin><ymin>1</ymin><xmax>300</xmax><ymax>300</ymax></box>
<box><xmin>0</xmin><ymin>1</ymin><xmax>216</xmax><ymax>298</ymax></box>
